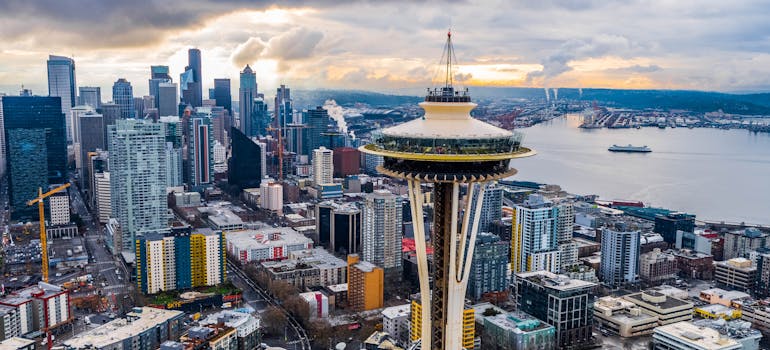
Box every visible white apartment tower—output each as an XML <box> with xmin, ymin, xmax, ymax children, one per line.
<box><xmin>511</xmin><ymin>194</ymin><xmax>561</xmax><ymax>273</ymax></box>
<box><xmin>362</xmin><ymin>189</ymin><xmax>403</xmax><ymax>275</ymax></box>
<box><xmin>313</xmin><ymin>147</ymin><xmax>334</xmax><ymax>185</ymax></box>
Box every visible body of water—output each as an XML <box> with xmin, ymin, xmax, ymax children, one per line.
<box><xmin>510</xmin><ymin>114</ymin><xmax>770</xmax><ymax>224</ymax></box>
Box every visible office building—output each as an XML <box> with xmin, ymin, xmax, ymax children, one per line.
<box><xmin>227</xmin><ymin>127</ymin><xmax>262</xmax><ymax>190</ymax></box>
<box><xmin>332</xmin><ymin>147</ymin><xmax>360</xmax><ymax>177</ymax></box>
<box><xmin>593</xmin><ymin>296</ymin><xmax>658</xmax><ymax>338</ymax></box>
<box><xmin>189</xmin><ymin>116</ymin><xmax>214</xmax><ymax>189</ymax></box>
<box><xmin>313</xmin><ymin>147</ymin><xmax>334</xmax><ymax>185</ymax></box>
<box><xmin>623</xmin><ymin>290</ymin><xmax>693</xmax><ymax>326</ymax></box>
<box><xmin>3</xmin><ymin>96</ymin><xmax>66</xmax><ymax>219</ymax></box>
<box><xmin>274</xmin><ymin>84</ymin><xmax>291</xmax><ymax>129</ymax></box>
<box><xmin>515</xmin><ymin>271</ymin><xmax>595</xmax><ymax>348</ymax></box>
<box><xmin>363</xmin><ymin>152</ymin><xmax>383</xmax><ymax>175</ymax></box>
<box><xmin>213</xmin><ymin>78</ymin><xmax>231</xmax><ymax>114</ymax></box>
<box><xmin>149</xmin><ymin>65</ymin><xmax>172</xmax><ymax>108</ymax></box>
<box><xmin>238</xmin><ymin>65</ymin><xmax>267</xmax><ymax>137</ymax></box>
<box><xmin>472</xmin><ymin>302</ymin><xmax>555</xmax><ymax>350</ymax></box>
<box><xmin>316</xmin><ymin>201</ymin><xmax>362</xmax><ymax>255</ymax></box>
<box><xmin>715</xmin><ymin>258</ymin><xmax>757</xmax><ymax>293</ymax></box>
<box><xmin>362</xmin><ymin>189</ymin><xmax>403</xmax><ymax>276</ymax></box>
<box><xmin>109</xmin><ymin>119</ymin><xmax>167</xmax><ymax>253</ymax></box>
<box><xmin>165</xmin><ymin>143</ymin><xmax>183</xmax><ymax>189</ymax></box>
<box><xmin>179</xmin><ymin>48</ymin><xmax>203</xmax><ymax>107</ymax></box>
<box><xmin>639</xmin><ymin>248</ymin><xmax>678</xmax><ymax>284</ymax></box>
<box><xmin>600</xmin><ymin>226</ymin><xmax>641</xmax><ymax>288</ymax></box>
<box><xmin>78</xmin><ymin>86</ymin><xmax>101</xmax><ymax>108</ymax></box>
<box><xmin>510</xmin><ymin>194</ymin><xmax>561</xmax><ymax>273</ymax></box>
<box><xmin>77</xmin><ymin>112</ymin><xmax>104</xmax><ymax>182</ymax></box>
<box><xmin>112</xmin><ymin>78</ymin><xmax>134</xmax><ymax>118</ymax></box>
<box><xmin>305</xmin><ymin>106</ymin><xmax>329</xmax><ymax>159</ymax></box>
<box><xmin>158</xmin><ymin>82</ymin><xmax>178</xmax><ymax>117</ymax></box>
<box><xmin>466</xmin><ymin>232</ymin><xmax>508</xmax><ymax>301</ymax></box>
<box><xmin>672</xmin><ymin>249</ymin><xmax>714</xmax><ymax>280</ymax></box>
<box><xmin>47</xmin><ymin>55</ymin><xmax>76</xmax><ymax>142</ymax></box>
<box><xmin>652</xmin><ymin>320</ymin><xmax>755</xmax><ymax>350</ymax></box>
<box><xmin>64</xmin><ymin>307</ymin><xmax>184</xmax><ymax>350</ymax></box>
<box><xmin>226</xmin><ymin>227</ymin><xmax>313</xmax><ymax>263</ymax></box>
<box><xmin>99</xmin><ymin>102</ymin><xmax>120</xmax><ymax>147</ymax></box>
<box><xmin>48</xmin><ymin>190</ymin><xmax>70</xmax><ymax>226</ymax></box>
<box><xmin>347</xmin><ymin>254</ymin><xmax>384</xmax><ymax>311</ymax></box>
<box><xmin>655</xmin><ymin>212</ymin><xmax>695</xmax><ymax>244</ymax></box>
<box><xmin>724</xmin><ymin>228</ymin><xmax>768</xmax><ymax>260</ymax></box>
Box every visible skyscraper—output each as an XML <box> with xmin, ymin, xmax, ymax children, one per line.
<box><xmin>304</xmin><ymin>106</ymin><xmax>330</xmax><ymax>159</ymax></box>
<box><xmin>148</xmin><ymin>65</ymin><xmax>172</xmax><ymax>109</ymax></box>
<box><xmin>316</xmin><ymin>201</ymin><xmax>362</xmax><ymax>255</ymax></box>
<box><xmin>99</xmin><ymin>103</ymin><xmax>121</xmax><ymax>149</ymax></box>
<box><xmin>109</xmin><ymin>119</ymin><xmax>167</xmax><ymax>253</ymax></box>
<box><xmin>228</xmin><ymin>127</ymin><xmax>262</xmax><ymax>190</ymax></box>
<box><xmin>362</xmin><ymin>189</ymin><xmax>403</xmax><ymax>276</ymax></box>
<box><xmin>77</xmin><ymin>113</ymin><xmax>105</xmax><ymax>185</ymax></box>
<box><xmin>47</xmin><ymin>55</ymin><xmax>76</xmax><ymax>142</ymax></box>
<box><xmin>510</xmin><ymin>194</ymin><xmax>561</xmax><ymax>274</ymax></box>
<box><xmin>312</xmin><ymin>147</ymin><xmax>333</xmax><ymax>185</ymax></box>
<box><xmin>2</xmin><ymin>96</ymin><xmax>67</xmax><ymax>219</ymax></box>
<box><xmin>188</xmin><ymin>115</ymin><xmax>214</xmax><ymax>190</ymax></box>
<box><xmin>213</xmin><ymin>78</ymin><xmax>231</xmax><ymax>115</ymax></box>
<box><xmin>180</xmin><ymin>49</ymin><xmax>202</xmax><ymax>107</ymax></box>
<box><xmin>78</xmin><ymin>86</ymin><xmax>101</xmax><ymax>108</ymax></box>
<box><xmin>600</xmin><ymin>226</ymin><xmax>641</xmax><ymax>288</ymax></box>
<box><xmin>112</xmin><ymin>78</ymin><xmax>134</xmax><ymax>119</ymax></box>
<box><xmin>477</xmin><ymin>184</ymin><xmax>503</xmax><ymax>233</ymax></box>
<box><xmin>238</xmin><ymin>64</ymin><xmax>264</xmax><ymax>137</ymax></box>
<box><xmin>274</xmin><ymin>84</ymin><xmax>292</xmax><ymax>129</ymax></box>
<box><xmin>157</xmin><ymin>83</ymin><xmax>178</xmax><ymax>117</ymax></box>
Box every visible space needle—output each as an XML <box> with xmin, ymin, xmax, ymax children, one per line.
<box><xmin>360</xmin><ymin>32</ymin><xmax>535</xmax><ymax>349</ymax></box>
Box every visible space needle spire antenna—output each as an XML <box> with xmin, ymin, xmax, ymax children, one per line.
<box><xmin>361</xmin><ymin>32</ymin><xmax>535</xmax><ymax>350</ymax></box>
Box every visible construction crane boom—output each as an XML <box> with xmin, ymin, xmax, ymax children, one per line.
<box><xmin>27</xmin><ymin>183</ymin><xmax>70</xmax><ymax>283</ymax></box>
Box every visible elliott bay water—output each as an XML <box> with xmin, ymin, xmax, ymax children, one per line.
<box><xmin>509</xmin><ymin>114</ymin><xmax>770</xmax><ymax>225</ymax></box>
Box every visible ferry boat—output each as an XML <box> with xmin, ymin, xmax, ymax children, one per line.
<box><xmin>608</xmin><ymin>144</ymin><xmax>652</xmax><ymax>153</ymax></box>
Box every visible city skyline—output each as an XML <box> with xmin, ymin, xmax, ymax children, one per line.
<box><xmin>3</xmin><ymin>1</ymin><xmax>770</xmax><ymax>99</ymax></box>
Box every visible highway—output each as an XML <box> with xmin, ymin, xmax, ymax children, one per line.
<box><xmin>227</xmin><ymin>261</ymin><xmax>310</xmax><ymax>350</ymax></box>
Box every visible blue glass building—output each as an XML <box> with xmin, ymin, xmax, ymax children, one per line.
<box><xmin>112</xmin><ymin>78</ymin><xmax>134</xmax><ymax>118</ymax></box>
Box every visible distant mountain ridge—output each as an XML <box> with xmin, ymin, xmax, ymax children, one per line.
<box><xmin>294</xmin><ymin>87</ymin><xmax>770</xmax><ymax>115</ymax></box>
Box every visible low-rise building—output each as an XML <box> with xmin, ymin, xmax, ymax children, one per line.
<box><xmin>199</xmin><ymin>207</ymin><xmax>244</xmax><ymax>231</ymax></box>
<box><xmin>623</xmin><ymin>289</ymin><xmax>693</xmax><ymax>326</ymax></box>
<box><xmin>0</xmin><ymin>282</ymin><xmax>71</xmax><ymax>334</ymax></box>
<box><xmin>181</xmin><ymin>325</ymin><xmax>238</xmax><ymax>350</ymax></box>
<box><xmin>258</xmin><ymin>248</ymin><xmax>347</xmax><ymax>289</ymax></box>
<box><xmin>473</xmin><ymin>302</ymin><xmax>555</xmax><ymax>349</ymax></box>
<box><xmin>226</xmin><ymin>227</ymin><xmax>313</xmax><ymax>263</ymax></box>
<box><xmin>693</xmin><ymin>319</ymin><xmax>762</xmax><ymax>350</ymax></box>
<box><xmin>735</xmin><ymin>299</ymin><xmax>770</xmax><ymax>335</ymax></box>
<box><xmin>300</xmin><ymin>291</ymin><xmax>329</xmax><ymax>319</ymax></box>
<box><xmin>694</xmin><ymin>304</ymin><xmax>742</xmax><ymax>320</ymax></box>
<box><xmin>653</xmin><ymin>321</ymin><xmax>742</xmax><ymax>350</ymax></box>
<box><xmin>0</xmin><ymin>337</ymin><xmax>35</xmax><ymax>350</ymax></box>
<box><xmin>63</xmin><ymin>307</ymin><xmax>185</xmax><ymax>350</ymax></box>
<box><xmin>593</xmin><ymin>296</ymin><xmax>658</xmax><ymax>337</ymax></box>
<box><xmin>639</xmin><ymin>248</ymin><xmax>678</xmax><ymax>284</ymax></box>
<box><xmin>699</xmin><ymin>288</ymin><xmax>751</xmax><ymax>307</ymax></box>
<box><xmin>671</xmin><ymin>249</ymin><xmax>714</xmax><ymax>280</ymax></box>
<box><xmin>715</xmin><ymin>258</ymin><xmax>757</xmax><ymax>293</ymax></box>
<box><xmin>363</xmin><ymin>331</ymin><xmax>404</xmax><ymax>350</ymax></box>
<box><xmin>199</xmin><ymin>310</ymin><xmax>260</xmax><ymax>350</ymax></box>
<box><xmin>382</xmin><ymin>304</ymin><xmax>411</xmax><ymax>347</ymax></box>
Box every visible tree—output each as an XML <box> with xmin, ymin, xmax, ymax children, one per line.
<box><xmin>262</xmin><ymin>306</ymin><xmax>288</xmax><ymax>336</ymax></box>
<box><xmin>284</xmin><ymin>296</ymin><xmax>310</xmax><ymax>323</ymax></box>
<box><xmin>307</xmin><ymin>320</ymin><xmax>334</xmax><ymax>350</ymax></box>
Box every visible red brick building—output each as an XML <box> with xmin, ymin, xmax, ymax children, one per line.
<box><xmin>333</xmin><ymin>147</ymin><xmax>360</xmax><ymax>177</ymax></box>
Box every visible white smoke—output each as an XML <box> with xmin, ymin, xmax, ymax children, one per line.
<box><xmin>552</xmin><ymin>88</ymin><xmax>558</xmax><ymax>100</ymax></box>
<box><xmin>322</xmin><ymin>99</ymin><xmax>355</xmax><ymax>139</ymax></box>
<box><xmin>543</xmin><ymin>87</ymin><xmax>550</xmax><ymax>101</ymax></box>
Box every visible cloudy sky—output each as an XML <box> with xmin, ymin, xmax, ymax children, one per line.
<box><xmin>2</xmin><ymin>0</ymin><xmax>770</xmax><ymax>100</ymax></box>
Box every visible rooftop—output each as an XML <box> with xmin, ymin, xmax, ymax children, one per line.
<box><xmin>655</xmin><ymin>321</ymin><xmax>741</xmax><ymax>350</ymax></box>
<box><xmin>0</xmin><ymin>337</ymin><xmax>35</xmax><ymax>350</ymax></box>
<box><xmin>354</xmin><ymin>261</ymin><xmax>378</xmax><ymax>273</ymax></box>
<box><xmin>64</xmin><ymin>307</ymin><xmax>183</xmax><ymax>348</ymax></box>
<box><xmin>381</xmin><ymin>304</ymin><xmax>410</xmax><ymax>320</ymax></box>
<box><xmin>625</xmin><ymin>290</ymin><xmax>693</xmax><ymax>310</ymax></box>
<box><xmin>226</xmin><ymin>227</ymin><xmax>313</xmax><ymax>250</ymax></box>
<box><xmin>515</xmin><ymin>271</ymin><xmax>596</xmax><ymax>291</ymax></box>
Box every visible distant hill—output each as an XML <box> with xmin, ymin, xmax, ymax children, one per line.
<box><xmin>293</xmin><ymin>89</ymin><xmax>422</xmax><ymax>109</ymax></box>
<box><xmin>471</xmin><ymin>87</ymin><xmax>770</xmax><ymax>115</ymax></box>
<box><xmin>290</xmin><ymin>87</ymin><xmax>770</xmax><ymax>115</ymax></box>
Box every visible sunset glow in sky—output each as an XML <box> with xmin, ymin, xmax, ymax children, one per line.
<box><xmin>2</xmin><ymin>1</ymin><xmax>770</xmax><ymax>99</ymax></box>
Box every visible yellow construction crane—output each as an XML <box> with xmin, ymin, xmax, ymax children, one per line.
<box><xmin>27</xmin><ymin>183</ymin><xmax>70</xmax><ymax>283</ymax></box>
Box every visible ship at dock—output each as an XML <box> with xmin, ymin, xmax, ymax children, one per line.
<box><xmin>608</xmin><ymin>144</ymin><xmax>652</xmax><ymax>153</ymax></box>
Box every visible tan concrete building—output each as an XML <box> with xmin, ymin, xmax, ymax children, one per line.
<box><xmin>594</xmin><ymin>296</ymin><xmax>658</xmax><ymax>337</ymax></box>
<box><xmin>623</xmin><ymin>290</ymin><xmax>693</xmax><ymax>326</ymax></box>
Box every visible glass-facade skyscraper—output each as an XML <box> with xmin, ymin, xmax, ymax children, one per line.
<box><xmin>180</xmin><ymin>49</ymin><xmax>202</xmax><ymax>107</ymax></box>
<box><xmin>238</xmin><ymin>65</ymin><xmax>258</xmax><ymax>136</ymax></box>
<box><xmin>2</xmin><ymin>96</ymin><xmax>67</xmax><ymax>219</ymax></box>
<box><xmin>78</xmin><ymin>86</ymin><xmax>101</xmax><ymax>109</ymax></box>
<box><xmin>227</xmin><ymin>127</ymin><xmax>262</xmax><ymax>190</ymax></box>
<box><xmin>304</xmin><ymin>106</ymin><xmax>330</xmax><ymax>160</ymax></box>
<box><xmin>112</xmin><ymin>78</ymin><xmax>134</xmax><ymax>119</ymax></box>
<box><xmin>47</xmin><ymin>55</ymin><xmax>76</xmax><ymax>142</ymax></box>
<box><xmin>108</xmin><ymin>119</ymin><xmax>167</xmax><ymax>253</ymax></box>
<box><xmin>188</xmin><ymin>114</ymin><xmax>214</xmax><ymax>190</ymax></box>
<box><xmin>213</xmin><ymin>78</ymin><xmax>231</xmax><ymax>115</ymax></box>
<box><xmin>149</xmin><ymin>65</ymin><xmax>172</xmax><ymax>109</ymax></box>
<box><xmin>274</xmin><ymin>84</ymin><xmax>292</xmax><ymax>129</ymax></box>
